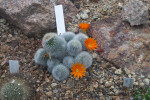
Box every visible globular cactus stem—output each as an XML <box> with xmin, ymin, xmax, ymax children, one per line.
<box><xmin>42</xmin><ymin>33</ymin><xmax>67</xmax><ymax>58</ymax></box>
<box><xmin>34</xmin><ymin>48</ymin><xmax>49</xmax><ymax>66</ymax></box>
<box><xmin>67</xmin><ymin>39</ymin><xmax>82</xmax><ymax>56</ymax></box>
<box><xmin>0</xmin><ymin>76</ymin><xmax>33</xmax><ymax>100</ymax></box>
<box><xmin>52</xmin><ymin>64</ymin><xmax>70</xmax><ymax>81</ymax></box>
<box><xmin>73</xmin><ymin>33</ymin><xmax>88</xmax><ymax>50</ymax></box>
<box><xmin>63</xmin><ymin>56</ymin><xmax>74</xmax><ymax>69</ymax></box>
<box><xmin>75</xmin><ymin>51</ymin><xmax>93</xmax><ymax>69</ymax></box>
<box><xmin>47</xmin><ymin>58</ymin><xmax>60</xmax><ymax>73</ymax></box>
<box><xmin>61</xmin><ymin>32</ymin><xmax>76</xmax><ymax>42</ymax></box>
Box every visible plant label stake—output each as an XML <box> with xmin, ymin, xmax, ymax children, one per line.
<box><xmin>9</xmin><ymin>60</ymin><xmax>19</xmax><ymax>74</ymax></box>
<box><xmin>123</xmin><ymin>77</ymin><xmax>134</xmax><ymax>88</ymax></box>
<box><xmin>55</xmin><ymin>5</ymin><xmax>66</xmax><ymax>35</ymax></box>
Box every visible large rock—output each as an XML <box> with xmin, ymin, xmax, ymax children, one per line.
<box><xmin>0</xmin><ymin>0</ymin><xmax>78</xmax><ymax>34</ymax></box>
<box><xmin>122</xmin><ymin>0</ymin><xmax>149</xmax><ymax>26</ymax></box>
<box><xmin>88</xmin><ymin>16</ymin><xmax>150</xmax><ymax>76</ymax></box>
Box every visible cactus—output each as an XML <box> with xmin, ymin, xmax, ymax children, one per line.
<box><xmin>47</xmin><ymin>58</ymin><xmax>60</xmax><ymax>73</ymax></box>
<box><xmin>52</xmin><ymin>64</ymin><xmax>70</xmax><ymax>81</ymax></box>
<box><xmin>63</xmin><ymin>56</ymin><xmax>74</xmax><ymax>69</ymax></box>
<box><xmin>34</xmin><ymin>48</ymin><xmax>48</xmax><ymax>66</ymax></box>
<box><xmin>42</xmin><ymin>33</ymin><xmax>67</xmax><ymax>58</ymax></box>
<box><xmin>61</xmin><ymin>32</ymin><xmax>75</xmax><ymax>42</ymax></box>
<box><xmin>0</xmin><ymin>76</ymin><xmax>33</xmax><ymax>100</ymax></box>
<box><xmin>75</xmin><ymin>51</ymin><xmax>93</xmax><ymax>68</ymax></box>
<box><xmin>67</xmin><ymin>39</ymin><xmax>82</xmax><ymax>56</ymax></box>
<box><xmin>73</xmin><ymin>33</ymin><xmax>88</xmax><ymax>49</ymax></box>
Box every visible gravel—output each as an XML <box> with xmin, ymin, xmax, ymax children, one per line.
<box><xmin>0</xmin><ymin>0</ymin><xmax>150</xmax><ymax>99</ymax></box>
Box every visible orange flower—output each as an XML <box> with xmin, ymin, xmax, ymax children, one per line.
<box><xmin>84</xmin><ymin>38</ymin><xmax>98</xmax><ymax>50</ymax></box>
<box><xmin>71</xmin><ymin>62</ymin><xmax>86</xmax><ymax>79</ymax></box>
<box><xmin>79</xmin><ymin>23</ymin><xmax>90</xmax><ymax>31</ymax></box>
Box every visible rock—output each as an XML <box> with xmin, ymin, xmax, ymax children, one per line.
<box><xmin>88</xmin><ymin>15</ymin><xmax>150</xmax><ymax>76</ymax></box>
<box><xmin>143</xmin><ymin>78</ymin><xmax>149</xmax><ymax>85</ymax></box>
<box><xmin>105</xmin><ymin>81</ymin><xmax>113</xmax><ymax>87</ymax></box>
<box><xmin>80</xmin><ymin>13</ymin><xmax>88</xmax><ymax>19</ymax></box>
<box><xmin>0</xmin><ymin>0</ymin><xmax>78</xmax><ymax>34</ymax></box>
<box><xmin>46</xmin><ymin>91</ymin><xmax>53</xmax><ymax>97</ymax></box>
<box><xmin>92</xmin><ymin>52</ymin><xmax>98</xmax><ymax>58</ymax></box>
<box><xmin>148</xmin><ymin>73</ymin><xmax>150</xmax><ymax>79</ymax></box>
<box><xmin>139</xmin><ymin>82</ymin><xmax>144</xmax><ymax>87</ymax></box>
<box><xmin>93</xmin><ymin>82</ymin><xmax>99</xmax><ymax>88</ymax></box>
<box><xmin>115</xmin><ymin>69</ymin><xmax>122</xmax><ymax>75</ymax></box>
<box><xmin>124</xmin><ymin>68</ymin><xmax>130</xmax><ymax>75</ymax></box>
<box><xmin>122</xmin><ymin>0</ymin><xmax>149</xmax><ymax>26</ymax></box>
<box><xmin>51</xmin><ymin>83</ymin><xmax>57</xmax><ymax>88</ymax></box>
<box><xmin>133</xmin><ymin>82</ymin><xmax>138</xmax><ymax>86</ymax></box>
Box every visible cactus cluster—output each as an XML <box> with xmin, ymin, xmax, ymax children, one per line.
<box><xmin>34</xmin><ymin>32</ymin><xmax>93</xmax><ymax>81</ymax></box>
<box><xmin>0</xmin><ymin>76</ymin><xmax>33</xmax><ymax>100</ymax></box>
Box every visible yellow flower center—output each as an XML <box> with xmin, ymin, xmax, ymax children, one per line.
<box><xmin>76</xmin><ymin>69</ymin><xmax>79</xmax><ymax>72</ymax></box>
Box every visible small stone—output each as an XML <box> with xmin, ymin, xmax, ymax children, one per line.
<box><xmin>133</xmin><ymin>82</ymin><xmax>138</xmax><ymax>86</ymax></box>
<box><xmin>53</xmin><ymin>89</ymin><xmax>58</xmax><ymax>93</ymax></box>
<box><xmin>92</xmin><ymin>53</ymin><xmax>98</xmax><ymax>58</ymax></box>
<box><xmin>46</xmin><ymin>91</ymin><xmax>52</xmax><ymax>97</ymax></box>
<box><xmin>80</xmin><ymin>13</ymin><xmax>89</xmax><ymax>19</ymax></box>
<box><xmin>148</xmin><ymin>74</ymin><xmax>150</xmax><ymax>79</ymax></box>
<box><xmin>93</xmin><ymin>82</ymin><xmax>99</xmax><ymax>88</ymax></box>
<box><xmin>139</xmin><ymin>82</ymin><xmax>144</xmax><ymax>87</ymax></box>
<box><xmin>83</xmin><ymin>9</ymin><xmax>90</xmax><ymax>14</ymax></box>
<box><xmin>105</xmin><ymin>81</ymin><xmax>113</xmax><ymax>87</ymax></box>
<box><xmin>1</xmin><ymin>74</ymin><xmax>5</xmax><ymax>78</ymax></box>
<box><xmin>143</xmin><ymin>78</ymin><xmax>149</xmax><ymax>85</ymax></box>
<box><xmin>51</xmin><ymin>83</ymin><xmax>57</xmax><ymax>88</ymax></box>
<box><xmin>124</xmin><ymin>67</ymin><xmax>130</xmax><ymax>75</ymax></box>
<box><xmin>76</xmin><ymin>14</ymin><xmax>81</xmax><ymax>19</ymax></box>
<box><xmin>115</xmin><ymin>69</ymin><xmax>122</xmax><ymax>75</ymax></box>
<box><xmin>114</xmin><ymin>89</ymin><xmax>120</xmax><ymax>95</ymax></box>
<box><xmin>45</xmin><ymin>78</ymin><xmax>50</xmax><ymax>83</ymax></box>
<box><xmin>118</xmin><ymin>2</ymin><xmax>123</xmax><ymax>8</ymax></box>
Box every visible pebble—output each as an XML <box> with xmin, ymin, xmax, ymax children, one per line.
<box><xmin>148</xmin><ymin>73</ymin><xmax>150</xmax><ymax>79</ymax></box>
<box><xmin>105</xmin><ymin>81</ymin><xmax>113</xmax><ymax>87</ymax></box>
<box><xmin>124</xmin><ymin>67</ymin><xmax>130</xmax><ymax>75</ymax></box>
<box><xmin>51</xmin><ymin>83</ymin><xmax>57</xmax><ymax>88</ymax></box>
<box><xmin>46</xmin><ymin>91</ymin><xmax>53</xmax><ymax>97</ymax></box>
<box><xmin>93</xmin><ymin>82</ymin><xmax>99</xmax><ymax>88</ymax></box>
<box><xmin>92</xmin><ymin>52</ymin><xmax>98</xmax><ymax>58</ymax></box>
<box><xmin>53</xmin><ymin>89</ymin><xmax>58</xmax><ymax>93</ymax></box>
<box><xmin>115</xmin><ymin>69</ymin><xmax>122</xmax><ymax>75</ymax></box>
<box><xmin>80</xmin><ymin>13</ymin><xmax>89</xmax><ymax>19</ymax></box>
<box><xmin>139</xmin><ymin>82</ymin><xmax>144</xmax><ymax>87</ymax></box>
<box><xmin>133</xmin><ymin>82</ymin><xmax>138</xmax><ymax>86</ymax></box>
<box><xmin>143</xmin><ymin>78</ymin><xmax>149</xmax><ymax>85</ymax></box>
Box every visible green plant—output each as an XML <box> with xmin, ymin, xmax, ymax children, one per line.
<box><xmin>73</xmin><ymin>33</ymin><xmax>88</xmax><ymax>49</ymax></box>
<box><xmin>133</xmin><ymin>87</ymin><xmax>150</xmax><ymax>100</ymax></box>
<box><xmin>67</xmin><ymin>39</ymin><xmax>82</xmax><ymax>56</ymax></box>
<box><xmin>47</xmin><ymin>58</ymin><xmax>60</xmax><ymax>73</ymax></box>
<box><xmin>34</xmin><ymin>32</ymin><xmax>94</xmax><ymax>81</ymax></box>
<box><xmin>42</xmin><ymin>33</ymin><xmax>67</xmax><ymax>58</ymax></box>
<box><xmin>0</xmin><ymin>76</ymin><xmax>33</xmax><ymax>100</ymax></box>
<box><xmin>61</xmin><ymin>32</ymin><xmax>75</xmax><ymax>42</ymax></box>
<box><xmin>63</xmin><ymin>56</ymin><xmax>74</xmax><ymax>68</ymax></box>
<box><xmin>75</xmin><ymin>51</ymin><xmax>93</xmax><ymax>69</ymax></box>
<box><xmin>34</xmin><ymin>48</ymin><xmax>48</xmax><ymax>66</ymax></box>
<box><xmin>52</xmin><ymin>64</ymin><xmax>70</xmax><ymax>81</ymax></box>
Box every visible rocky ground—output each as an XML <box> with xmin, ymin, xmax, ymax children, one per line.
<box><xmin>0</xmin><ymin>0</ymin><xmax>150</xmax><ymax>100</ymax></box>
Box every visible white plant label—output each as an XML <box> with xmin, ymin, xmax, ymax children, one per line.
<box><xmin>55</xmin><ymin>5</ymin><xmax>66</xmax><ymax>35</ymax></box>
<box><xmin>123</xmin><ymin>77</ymin><xmax>134</xmax><ymax>88</ymax></box>
<box><xmin>9</xmin><ymin>60</ymin><xmax>19</xmax><ymax>74</ymax></box>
